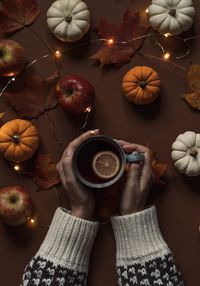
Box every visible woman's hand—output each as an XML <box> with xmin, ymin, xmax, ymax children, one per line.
<box><xmin>57</xmin><ymin>129</ymin><xmax>99</xmax><ymax>220</ymax></box>
<box><xmin>116</xmin><ymin>140</ymin><xmax>154</xmax><ymax>215</ymax></box>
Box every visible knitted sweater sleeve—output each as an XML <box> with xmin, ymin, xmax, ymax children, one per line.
<box><xmin>21</xmin><ymin>207</ymin><xmax>99</xmax><ymax>286</ymax></box>
<box><xmin>111</xmin><ymin>206</ymin><xmax>184</xmax><ymax>286</ymax></box>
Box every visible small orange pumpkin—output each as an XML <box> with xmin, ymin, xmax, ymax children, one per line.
<box><xmin>122</xmin><ymin>66</ymin><xmax>161</xmax><ymax>105</ymax></box>
<box><xmin>0</xmin><ymin>119</ymin><xmax>39</xmax><ymax>162</ymax></box>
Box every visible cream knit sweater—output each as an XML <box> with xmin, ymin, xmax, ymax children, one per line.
<box><xmin>21</xmin><ymin>206</ymin><xmax>184</xmax><ymax>286</ymax></box>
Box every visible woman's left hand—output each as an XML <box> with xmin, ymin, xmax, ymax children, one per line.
<box><xmin>116</xmin><ymin>140</ymin><xmax>154</xmax><ymax>215</ymax></box>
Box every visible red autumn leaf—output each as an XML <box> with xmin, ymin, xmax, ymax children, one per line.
<box><xmin>0</xmin><ymin>0</ymin><xmax>40</xmax><ymax>34</ymax></box>
<box><xmin>4</xmin><ymin>71</ymin><xmax>58</xmax><ymax>119</ymax></box>
<box><xmin>151</xmin><ymin>153</ymin><xmax>168</xmax><ymax>184</ymax></box>
<box><xmin>26</xmin><ymin>154</ymin><xmax>60</xmax><ymax>190</ymax></box>
<box><xmin>126</xmin><ymin>150</ymin><xmax>168</xmax><ymax>184</ymax></box>
<box><xmin>91</xmin><ymin>9</ymin><xmax>150</xmax><ymax>67</ymax></box>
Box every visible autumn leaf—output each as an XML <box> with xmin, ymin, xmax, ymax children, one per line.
<box><xmin>151</xmin><ymin>153</ymin><xmax>168</xmax><ymax>184</ymax></box>
<box><xmin>91</xmin><ymin>9</ymin><xmax>150</xmax><ymax>67</ymax></box>
<box><xmin>0</xmin><ymin>0</ymin><xmax>40</xmax><ymax>34</ymax></box>
<box><xmin>0</xmin><ymin>113</ymin><xmax>5</xmax><ymax>119</ymax></box>
<box><xmin>182</xmin><ymin>64</ymin><xmax>200</xmax><ymax>110</ymax></box>
<box><xmin>182</xmin><ymin>93</ymin><xmax>200</xmax><ymax>110</ymax></box>
<box><xmin>4</xmin><ymin>71</ymin><xmax>58</xmax><ymax>119</ymax></box>
<box><xmin>0</xmin><ymin>112</ymin><xmax>6</xmax><ymax>127</ymax></box>
<box><xmin>26</xmin><ymin>154</ymin><xmax>60</xmax><ymax>190</ymax></box>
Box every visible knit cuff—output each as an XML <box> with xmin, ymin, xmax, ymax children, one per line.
<box><xmin>36</xmin><ymin>207</ymin><xmax>99</xmax><ymax>272</ymax></box>
<box><xmin>111</xmin><ymin>206</ymin><xmax>171</xmax><ymax>266</ymax></box>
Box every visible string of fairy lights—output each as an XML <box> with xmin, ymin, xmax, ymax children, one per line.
<box><xmin>1</xmin><ymin>7</ymin><xmax>200</xmax><ymax>236</ymax></box>
<box><xmin>0</xmin><ymin>32</ymin><xmax>197</xmax><ymax>97</ymax></box>
<box><xmin>1</xmin><ymin>8</ymin><xmax>199</xmax><ymax>97</ymax></box>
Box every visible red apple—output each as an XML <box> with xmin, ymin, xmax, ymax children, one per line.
<box><xmin>56</xmin><ymin>74</ymin><xmax>95</xmax><ymax>114</ymax></box>
<box><xmin>0</xmin><ymin>186</ymin><xmax>33</xmax><ymax>226</ymax></box>
<box><xmin>0</xmin><ymin>39</ymin><xmax>26</xmax><ymax>77</ymax></box>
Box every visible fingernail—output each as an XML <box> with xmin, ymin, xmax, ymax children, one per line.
<box><xmin>91</xmin><ymin>129</ymin><xmax>99</xmax><ymax>134</ymax></box>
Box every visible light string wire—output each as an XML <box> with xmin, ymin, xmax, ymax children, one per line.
<box><xmin>0</xmin><ymin>31</ymin><xmax>195</xmax><ymax>132</ymax></box>
<box><xmin>26</xmin><ymin>186</ymin><xmax>66</xmax><ymax>230</ymax></box>
<box><xmin>0</xmin><ymin>31</ymin><xmax>196</xmax><ymax>97</ymax></box>
<box><xmin>0</xmin><ymin>228</ymin><xmax>23</xmax><ymax>245</ymax></box>
<box><xmin>1</xmin><ymin>3</ymin><xmax>200</xmax><ymax>135</ymax></box>
<box><xmin>0</xmin><ymin>10</ymin><xmax>198</xmax><ymax>240</ymax></box>
<box><xmin>27</xmin><ymin>217</ymin><xmax>50</xmax><ymax>228</ymax></box>
<box><xmin>78</xmin><ymin>106</ymin><xmax>93</xmax><ymax>133</ymax></box>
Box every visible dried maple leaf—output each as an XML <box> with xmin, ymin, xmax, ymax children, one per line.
<box><xmin>4</xmin><ymin>71</ymin><xmax>58</xmax><ymax>118</ymax></box>
<box><xmin>151</xmin><ymin>153</ymin><xmax>168</xmax><ymax>184</ymax></box>
<box><xmin>0</xmin><ymin>113</ymin><xmax>5</xmax><ymax>119</ymax></box>
<box><xmin>182</xmin><ymin>93</ymin><xmax>200</xmax><ymax>110</ymax></box>
<box><xmin>0</xmin><ymin>112</ymin><xmax>5</xmax><ymax>127</ymax></box>
<box><xmin>182</xmin><ymin>64</ymin><xmax>200</xmax><ymax>110</ymax></box>
<box><xmin>91</xmin><ymin>9</ymin><xmax>150</xmax><ymax>67</ymax></box>
<box><xmin>26</xmin><ymin>154</ymin><xmax>60</xmax><ymax>190</ymax></box>
<box><xmin>0</xmin><ymin>0</ymin><xmax>40</xmax><ymax>34</ymax></box>
<box><xmin>125</xmin><ymin>149</ymin><xmax>167</xmax><ymax>184</ymax></box>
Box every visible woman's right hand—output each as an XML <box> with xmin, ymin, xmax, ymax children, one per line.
<box><xmin>56</xmin><ymin>129</ymin><xmax>99</xmax><ymax>220</ymax></box>
<box><xmin>116</xmin><ymin>140</ymin><xmax>154</xmax><ymax>215</ymax></box>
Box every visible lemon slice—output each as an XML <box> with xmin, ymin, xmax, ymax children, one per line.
<box><xmin>92</xmin><ymin>151</ymin><xmax>120</xmax><ymax>180</ymax></box>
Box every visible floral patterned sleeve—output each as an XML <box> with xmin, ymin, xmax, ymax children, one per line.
<box><xmin>21</xmin><ymin>208</ymin><xmax>98</xmax><ymax>286</ymax></box>
<box><xmin>111</xmin><ymin>206</ymin><xmax>184</xmax><ymax>286</ymax></box>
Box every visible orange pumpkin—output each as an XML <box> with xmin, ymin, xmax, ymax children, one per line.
<box><xmin>122</xmin><ymin>66</ymin><xmax>161</xmax><ymax>105</ymax></box>
<box><xmin>0</xmin><ymin>119</ymin><xmax>39</xmax><ymax>162</ymax></box>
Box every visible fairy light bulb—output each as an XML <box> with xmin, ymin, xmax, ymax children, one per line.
<box><xmin>28</xmin><ymin>217</ymin><xmax>36</xmax><ymax>225</ymax></box>
<box><xmin>85</xmin><ymin>106</ymin><xmax>92</xmax><ymax>112</ymax></box>
<box><xmin>107</xmin><ymin>38</ymin><xmax>114</xmax><ymax>46</ymax></box>
<box><xmin>145</xmin><ymin>8</ymin><xmax>149</xmax><ymax>13</ymax></box>
<box><xmin>164</xmin><ymin>33</ymin><xmax>170</xmax><ymax>38</ymax></box>
<box><xmin>11</xmin><ymin>77</ymin><xmax>16</xmax><ymax>81</ymax></box>
<box><xmin>163</xmin><ymin>52</ymin><xmax>171</xmax><ymax>60</ymax></box>
<box><xmin>30</xmin><ymin>218</ymin><xmax>35</xmax><ymax>224</ymax></box>
<box><xmin>54</xmin><ymin>50</ymin><xmax>62</xmax><ymax>59</ymax></box>
<box><xmin>13</xmin><ymin>164</ymin><xmax>21</xmax><ymax>173</ymax></box>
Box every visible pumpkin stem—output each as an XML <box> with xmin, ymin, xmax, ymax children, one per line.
<box><xmin>139</xmin><ymin>81</ymin><xmax>147</xmax><ymax>89</ymax></box>
<box><xmin>12</xmin><ymin>135</ymin><xmax>20</xmax><ymax>144</ymax></box>
<box><xmin>189</xmin><ymin>148</ymin><xmax>198</xmax><ymax>157</ymax></box>
<box><xmin>169</xmin><ymin>9</ymin><xmax>176</xmax><ymax>17</ymax></box>
<box><xmin>65</xmin><ymin>14</ymin><xmax>72</xmax><ymax>23</ymax></box>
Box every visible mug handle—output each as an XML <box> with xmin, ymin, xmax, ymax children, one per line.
<box><xmin>125</xmin><ymin>151</ymin><xmax>145</xmax><ymax>163</ymax></box>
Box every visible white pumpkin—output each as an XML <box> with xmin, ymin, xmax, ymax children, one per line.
<box><xmin>171</xmin><ymin>131</ymin><xmax>200</xmax><ymax>176</ymax></box>
<box><xmin>47</xmin><ymin>0</ymin><xmax>90</xmax><ymax>42</ymax></box>
<box><xmin>148</xmin><ymin>0</ymin><xmax>195</xmax><ymax>35</ymax></box>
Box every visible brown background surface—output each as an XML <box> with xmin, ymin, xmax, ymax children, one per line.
<box><xmin>0</xmin><ymin>0</ymin><xmax>200</xmax><ymax>285</ymax></box>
